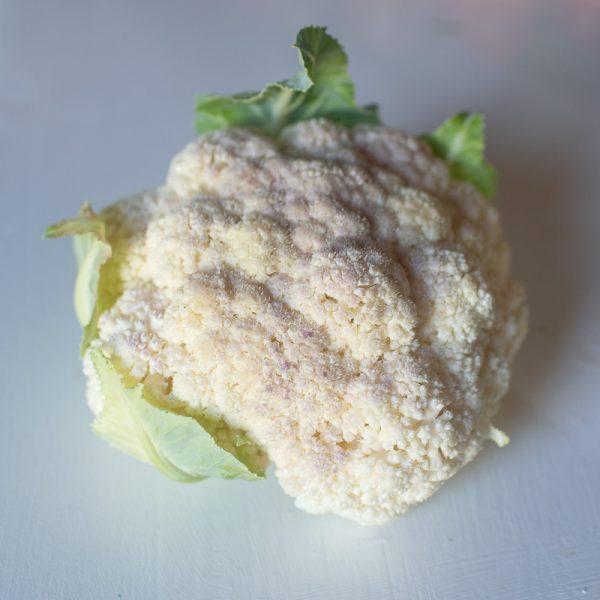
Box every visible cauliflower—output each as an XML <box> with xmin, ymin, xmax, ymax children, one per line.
<box><xmin>46</xmin><ymin>26</ymin><xmax>527</xmax><ymax>525</ymax></box>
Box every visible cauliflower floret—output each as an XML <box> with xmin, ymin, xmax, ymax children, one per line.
<box><xmin>89</xmin><ymin>120</ymin><xmax>527</xmax><ymax>525</ymax></box>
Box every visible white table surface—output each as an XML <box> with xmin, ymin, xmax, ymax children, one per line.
<box><xmin>2</xmin><ymin>1</ymin><xmax>599</xmax><ymax>598</ymax></box>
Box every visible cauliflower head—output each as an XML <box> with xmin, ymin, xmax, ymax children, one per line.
<box><xmin>76</xmin><ymin>119</ymin><xmax>525</xmax><ymax>525</ymax></box>
<box><xmin>46</xmin><ymin>26</ymin><xmax>527</xmax><ymax>525</ymax></box>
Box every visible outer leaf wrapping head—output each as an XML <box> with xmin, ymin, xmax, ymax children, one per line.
<box><xmin>45</xmin><ymin>203</ymin><xmax>112</xmax><ymax>353</ymax></box>
<box><xmin>89</xmin><ymin>349</ymin><xmax>266</xmax><ymax>482</ymax></box>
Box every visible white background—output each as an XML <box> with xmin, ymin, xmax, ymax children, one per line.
<box><xmin>1</xmin><ymin>1</ymin><xmax>599</xmax><ymax>598</ymax></box>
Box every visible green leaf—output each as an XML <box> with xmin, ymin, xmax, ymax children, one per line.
<box><xmin>195</xmin><ymin>25</ymin><xmax>380</xmax><ymax>137</ymax></box>
<box><xmin>421</xmin><ymin>112</ymin><xmax>497</xmax><ymax>199</ymax></box>
<box><xmin>45</xmin><ymin>203</ymin><xmax>113</xmax><ymax>352</ymax></box>
<box><xmin>488</xmin><ymin>425</ymin><xmax>510</xmax><ymax>448</ymax></box>
<box><xmin>89</xmin><ymin>348</ymin><xmax>266</xmax><ymax>482</ymax></box>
